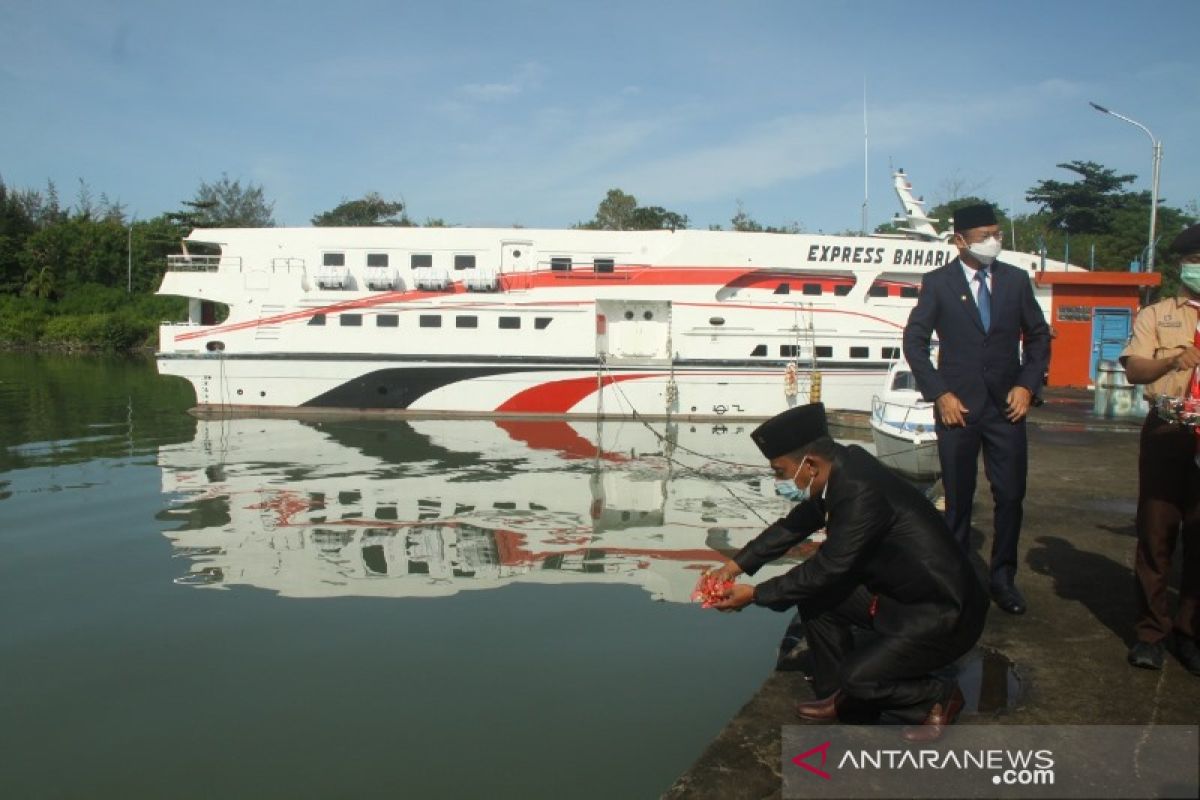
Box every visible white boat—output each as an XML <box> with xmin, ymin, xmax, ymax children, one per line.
<box><xmin>154</xmin><ymin>170</ymin><xmax>1076</xmax><ymax>419</ymax></box>
<box><xmin>870</xmin><ymin>360</ymin><xmax>940</xmax><ymax>480</ymax></box>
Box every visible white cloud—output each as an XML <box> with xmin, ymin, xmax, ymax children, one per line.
<box><xmin>458</xmin><ymin>61</ymin><xmax>545</xmax><ymax>103</ymax></box>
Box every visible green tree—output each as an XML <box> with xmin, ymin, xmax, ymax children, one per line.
<box><xmin>586</xmin><ymin>189</ymin><xmax>638</xmax><ymax>230</ymax></box>
<box><xmin>731</xmin><ymin>202</ymin><xmax>762</xmax><ymax>232</ymax></box>
<box><xmin>1025</xmin><ymin>161</ymin><xmax>1137</xmax><ymax>234</ymax></box>
<box><xmin>629</xmin><ymin>205</ymin><xmax>688</xmax><ymax>231</ymax></box>
<box><xmin>577</xmin><ymin>189</ymin><xmax>689</xmax><ymax>231</ymax></box>
<box><xmin>0</xmin><ymin>177</ymin><xmax>38</xmax><ymax>293</ymax></box>
<box><xmin>311</xmin><ymin>193</ymin><xmax>411</xmax><ymax>226</ymax></box>
<box><xmin>729</xmin><ymin>201</ymin><xmax>802</xmax><ymax>234</ymax></box>
<box><xmin>171</xmin><ymin>174</ymin><xmax>275</xmax><ymax>228</ymax></box>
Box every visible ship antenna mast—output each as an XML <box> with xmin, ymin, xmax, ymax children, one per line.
<box><xmin>861</xmin><ymin>78</ymin><xmax>869</xmax><ymax>235</ymax></box>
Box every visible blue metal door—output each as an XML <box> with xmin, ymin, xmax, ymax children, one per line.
<box><xmin>1090</xmin><ymin>307</ymin><xmax>1132</xmax><ymax>381</ymax></box>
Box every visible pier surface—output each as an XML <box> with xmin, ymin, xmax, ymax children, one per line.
<box><xmin>665</xmin><ymin>389</ymin><xmax>1200</xmax><ymax>799</ymax></box>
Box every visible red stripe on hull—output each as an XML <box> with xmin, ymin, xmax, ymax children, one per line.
<box><xmin>495</xmin><ymin>373</ymin><xmax>652</xmax><ymax>414</ymax></box>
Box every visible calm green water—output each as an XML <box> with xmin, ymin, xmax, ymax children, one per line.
<box><xmin>0</xmin><ymin>352</ymin><xmax>802</xmax><ymax>800</ymax></box>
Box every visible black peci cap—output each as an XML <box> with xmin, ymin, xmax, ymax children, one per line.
<box><xmin>750</xmin><ymin>403</ymin><xmax>829</xmax><ymax>460</ymax></box>
<box><xmin>952</xmin><ymin>203</ymin><xmax>999</xmax><ymax>233</ymax></box>
<box><xmin>1169</xmin><ymin>224</ymin><xmax>1200</xmax><ymax>257</ymax></box>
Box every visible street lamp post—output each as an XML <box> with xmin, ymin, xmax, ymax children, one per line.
<box><xmin>1089</xmin><ymin>102</ymin><xmax>1162</xmax><ymax>273</ymax></box>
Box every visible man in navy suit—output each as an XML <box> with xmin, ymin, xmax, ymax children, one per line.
<box><xmin>902</xmin><ymin>204</ymin><xmax>1051</xmax><ymax>615</ymax></box>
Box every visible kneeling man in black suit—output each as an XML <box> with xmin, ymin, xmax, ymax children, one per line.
<box><xmin>712</xmin><ymin>403</ymin><xmax>988</xmax><ymax>741</ymax></box>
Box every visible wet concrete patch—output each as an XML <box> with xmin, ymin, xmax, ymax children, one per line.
<box><xmin>950</xmin><ymin>647</ymin><xmax>1024</xmax><ymax>715</ymax></box>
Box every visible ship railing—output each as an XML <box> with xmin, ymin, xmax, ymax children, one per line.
<box><xmin>166</xmin><ymin>255</ymin><xmax>242</xmax><ymax>272</ymax></box>
<box><xmin>871</xmin><ymin>394</ymin><xmax>935</xmax><ymax>435</ymax></box>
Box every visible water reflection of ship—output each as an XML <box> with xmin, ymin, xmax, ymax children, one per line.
<box><xmin>159</xmin><ymin>417</ymin><xmax>812</xmax><ymax>602</ymax></box>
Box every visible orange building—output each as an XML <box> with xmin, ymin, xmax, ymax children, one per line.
<box><xmin>1034</xmin><ymin>271</ymin><xmax>1162</xmax><ymax>388</ymax></box>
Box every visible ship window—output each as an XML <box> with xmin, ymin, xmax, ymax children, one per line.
<box><xmin>408</xmin><ymin>561</ymin><xmax>430</xmax><ymax>575</ymax></box>
<box><xmin>780</xmin><ymin>345</ymin><xmax>799</xmax><ymax>358</ymax></box>
<box><xmin>802</xmin><ymin>283</ymin><xmax>822</xmax><ymax>296</ymax></box>
<box><xmin>340</xmin><ymin>314</ymin><xmax>363</xmax><ymax>326</ymax></box>
<box><xmin>594</xmin><ymin>258</ymin><xmax>614</xmax><ymax>273</ymax></box>
<box><xmin>834</xmin><ymin>284</ymin><xmax>852</xmax><ymax>296</ymax></box>
<box><xmin>376</xmin><ymin>314</ymin><xmax>399</xmax><ymax>328</ymax></box>
<box><xmin>868</xmin><ymin>284</ymin><xmax>889</xmax><ymax>297</ymax></box>
<box><xmin>534</xmin><ymin>317</ymin><xmax>552</xmax><ymax>330</ymax></box>
<box><xmin>892</xmin><ymin>371</ymin><xmax>918</xmax><ymax>391</ymax></box>
<box><xmin>454</xmin><ymin>254</ymin><xmax>475</xmax><ymax>270</ymax></box>
<box><xmin>499</xmin><ymin>317</ymin><xmax>521</xmax><ymax>329</ymax></box>
<box><xmin>362</xmin><ymin>545</ymin><xmax>387</xmax><ymax>575</ymax></box>
<box><xmin>750</xmin><ymin>344</ymin><xmax>767</xmax><ymax>357</ymax></box>
<box><xmin>882</xmin><ymin>346</ymin><xmax>900</xmax><ymax>359</ymax></box>
<box><xmin>419</xmin><ymin>315</ymin><xmax>441</xmax><ymax>328</ymax></box>
<box><xmin>308</xmin><ymin>314</ymin><xmax>326</xmax><ymax>326</ymax></box>
<box><xmin>774</xmin><ymin>283</ymin><xmax>790</xmax><ymax>295</ymax></box>
<box><xmin>323</xmin><ymin>252</ymin><xmax>345</xmax><ymax>267</ymax></box>
<box><xmin>456</xmin><ymin>316</ymin><xmax>478</xmax><ymax>328</ymax></box>
<box><xmin>367</xmin><ymin>253</ymin><xmax>389</xmax><ymax>267</ymax></box>
<box><xmin>411</xmin><ymin>254</ymin><xmax>432</xmax><ymax>269</ymax></box>
<box><xmin>709</xmin><ymin>317</ymin><xmax>725</xmax><ymax>326</ymax></box>
<box><xmin>816</xmin><ymin>346</ymin><xmax>832</xmax><ymax>358</ymax></box>
<box><xmin>900</xmin><ymin>286</ymin><xmax>919</xmax><ymax>298</ymax></box>
<box><xmin>551</xmin><ymin>257</ymin><xmax>572</xmax><ymax>272</ymax></box>
<box><xmin>850</xmin><ymin>346</ymin><xmax>869</xmax><ymax>358</ymax></box>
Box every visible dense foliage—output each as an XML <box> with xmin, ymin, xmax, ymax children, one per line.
<box><xmin>0</xmin><ymin>177</ymin><xmax>198</xmax><ymax>349</ymax></box>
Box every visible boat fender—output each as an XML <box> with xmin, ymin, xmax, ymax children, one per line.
<box><xmin>784</xmin><ymin>363</ymin><xmax>799</xmax><ymax>400</ymax></box>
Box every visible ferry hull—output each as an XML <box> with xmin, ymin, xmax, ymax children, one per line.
<box><xmin>157</xmin><ymin>355</ymin><xmax>885</xmax><ymax>419</ymax></box>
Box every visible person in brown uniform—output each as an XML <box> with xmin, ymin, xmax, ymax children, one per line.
<box><xmin>1120</xmin><ymin>223</ymin><xmax>1200</xmax><ymax>675</ymax></box>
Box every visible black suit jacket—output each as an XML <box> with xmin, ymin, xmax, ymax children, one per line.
<box><xmin>901</xmin><ymin>258</ymin><xmax>1050</xmax><ymax>411</ymax></box>
<box><xmin>733</xmin><ymin>444</ymin><xmax>987</xmax><ymax>640</ymax></box>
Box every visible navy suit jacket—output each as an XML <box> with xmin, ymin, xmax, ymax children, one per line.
<box><xmin>902</xmin><ymin>258</ymin><xmax>1050</xmax><ymax>413</ymax></box>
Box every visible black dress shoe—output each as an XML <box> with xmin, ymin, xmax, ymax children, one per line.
<box><xmin>990</xmin><ymin>583</ymin><xmax>1027</xmax><ymax>615</ymax></box>
<box><xmin>1174</xmin><ymin>637</ymin><xmax>1200</xmax><ymax>676</ymax></box>
<box><xmin>1127</xmin><ymin>640</ymin><xmax>1165</xmax><ymax>670</ymax></box>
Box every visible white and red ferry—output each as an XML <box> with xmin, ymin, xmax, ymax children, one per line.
<box><xmin>155</xmin><ymin>171</ymin><xmax>1072</xmax><ymax>419</ymax></box>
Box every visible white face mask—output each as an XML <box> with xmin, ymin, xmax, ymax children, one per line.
<box><xmin>966</xmin><ymin>236</ymin><xmax>1003</xmax><ymax>266</ymax></box>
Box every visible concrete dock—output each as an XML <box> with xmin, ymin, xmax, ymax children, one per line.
<box><xmin>665</xmin><ymin>388</ymin><xmax>1200</xmax><ymax>799</ymax></box>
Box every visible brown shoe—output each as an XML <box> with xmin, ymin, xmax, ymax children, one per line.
<box><xmin>795</xmin><ymin>690</ymin><xmax>843</xmax><ymax>721</ymax></box>
<box><xmin>901</xmin><ymin>685</ymin><xmax>964</xmax><ymax>742</ymax></box>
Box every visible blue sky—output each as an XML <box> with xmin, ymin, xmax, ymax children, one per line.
<box><xmin>2</xmin><ymin>0</ymin><xmax>1198</xmax><ymax>232</ymax></box>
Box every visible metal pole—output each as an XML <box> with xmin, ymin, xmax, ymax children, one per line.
<box><xmin>1148</xmin><ymin>140</ymin><xmax>1162</xmax><ymax>273</ymax></box>
<box><xmin>1088</xmin><ymin>102</ymin><xmax>1161</xmax><ymax>273</ymax></box>
<box><xmin>127</xmin><ymin>212</ymin><xmax>137</xmax><ymax>293</ymax></box>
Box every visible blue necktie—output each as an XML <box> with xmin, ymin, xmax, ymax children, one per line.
<box><xmin>975</xmin><ymin>269</ymin><xmax>991</xmax><ymax>332</ymax></box>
